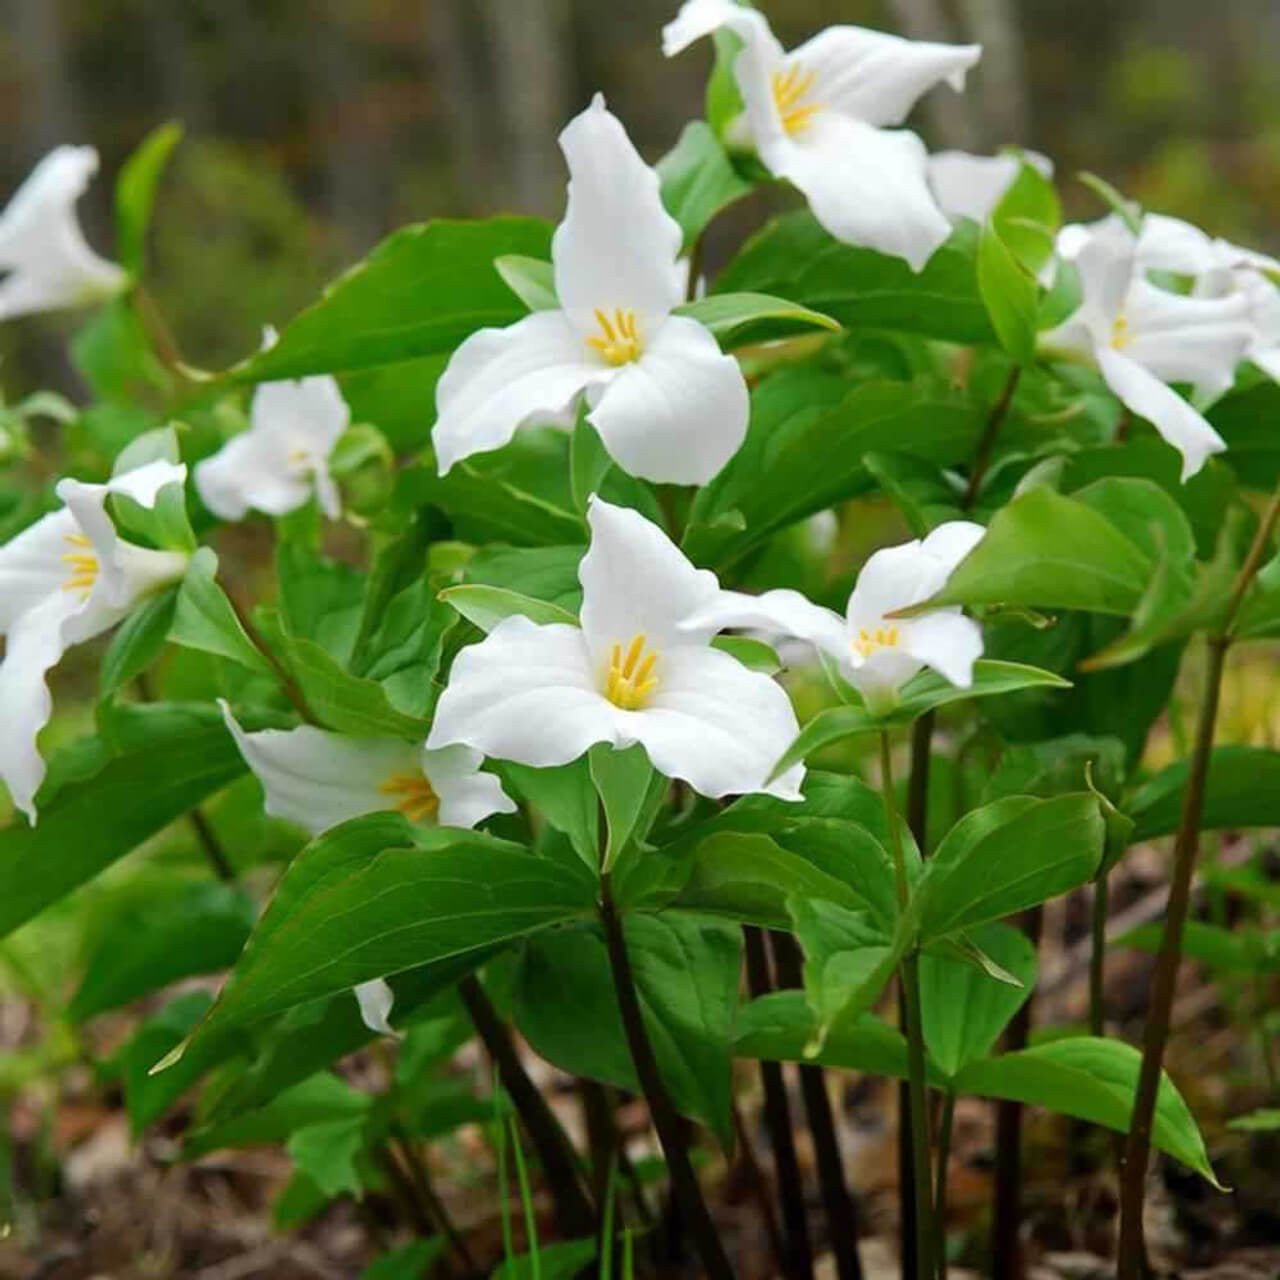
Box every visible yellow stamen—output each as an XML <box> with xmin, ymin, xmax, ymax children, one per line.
<box><xmin>1110</xmin><ymin>312</ymin><xmax>1132</xmax><ymax>350</ymax></box>
<box><xmin>60</xmin><ymin>532</ymin><xmax>99</xmax><ymax>596</ymax></box>
<box><xmin>604</xmin><ymin>633</ymin><xmax>660</xmax><ymax>710</ymax></box>
<box><xmin>771</xmin><ymin>64</ymin><xmax>822</xmax><ymax>135</ymax></box>
<box><xmin>853</xmin><ymin>625</ymin><xmax>901</xmax><ymax>659</ymax></box>
<box><xmin>586</xmin><ymin>307</ymin><xmax>643</xmax><ymax>366</ymax></box>
<box><xmin>379</xmin><ymin>771</ymin><xmax>441</xmax><ymax>824</ymax></box>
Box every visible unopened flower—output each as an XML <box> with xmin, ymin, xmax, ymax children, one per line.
<box><xmin>1042</xmin><ymin>218</ymin><xmax>1253</xmax><ymax>480</ymax></box>
<box><xmin>195</xmin><ymin>332</ymin><xmax>348</xmax><ymax>520</ymax></box>
<box><xmin>927</xmin><ymin>149</ymin><xmax>1053</xmax><ymax>225</ymax></box>
<box><xmin>663</xmin><ymin>0</ymin><xmax>980</xmax><ymax>270</ymax></box>
<box><xmin>427</xmin><ymin>496</ymin><xmax>805</xmax><ymax>800</ymax></box>
<box><xmin>220</xmin><ymin>707</ymin><xmax>516</xmax><ymax>1037</ymax></box>
<box><xmin>0</xmin><ymin>146</ymin><xmax>126</xmax><ymax>321</ymax></box>
<box><xmin>433</xmin><ymin>96</ymin><xmax>748</xmax><ymax>485</ymax></box>
<box><xmin>684</xmin><ymin>522</ymin><xmax>986</xmax><ymax>715</ymax></box>
<box><xmin>0</xmin><ymin>461</ymin><xmax>189</xmax><ymax>820</ymax></box>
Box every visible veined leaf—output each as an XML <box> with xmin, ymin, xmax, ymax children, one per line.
<box><xmin>675</xmin><ymin>291</ymin><xmax>839</xmax><ymax>348</ymax></box>
<box><xmin>1127</xmin><ymin>745</ymin><xmax>1280</xmax><ymax>841</ymax></box>
<box><xmin>656</xmin><ymin>120</ymin><xmax>752</xmax><ymax>248</ymax></box>
<box><xmin>439</xmin><ymin>584</ymin><xmax>577</xmax><ymax>633</ymax></box>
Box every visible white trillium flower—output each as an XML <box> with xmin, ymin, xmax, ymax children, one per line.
<box><xmin>427</xmin><ymin>496</ymin><xmax>805</xmax><ymax>801</ymax></box>
<box><xmin>195</xmin><ymin>332</ymin><xmax>349</xmax><ymax>520</ymax></box>
<box><xmin>0</xmin><ymin>146</ymin><xmax>127</xmax><ymax>321</ymax></box>
<box><xmin>683</xmin><ymin>522</ymin><xmax>986</xmax><ymax>715</ymax></box>
<box><xmin>0</xmin><ymin>460</ymin><xmax>189</xmax><ymax>821</ymax></box>
<box><xmin>663</xmin><ymin>0</ymin><xmax>980</xmax><ymax>271</ymax></box>
<box><xmin>1041</xmin><ymin>218</ymin><xmax>1253</xmax><ymax>480</ymax></box>
<box><xmin>219</xmin><ymin>705</ymin><xmax>517</xmax><ymax>1037</ymax></box>
<box><xmin>433</xmin><ymin>96</ymin><xmax>748</xmax><ymax>486</ymax></box>
<box><xmin>927</xmin><ymin>149</ymin><xmax>1054</xmax><ymax>225</ymax></box>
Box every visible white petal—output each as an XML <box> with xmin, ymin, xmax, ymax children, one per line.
<box><xmin>104</xmin><ymin>458</ymin><xmax>189</xmax><ymax>507</ymax></box>
<box><xmin>420</xmin><ymin>744</ymin><xmax>517</xmax><ymax>830</ymax></box>
<box><xmin>847</xmin><ymin>538</ymin><xmax>959</xmax><ymax>631</ymax></box>
<box><xmin>1124</xmin><ymin>280</ymin><xmax>1252</xmax><ymax>395</ymax></box>
<box><xmin>426</xmin><ymin>617</ymin><xmax>618</xmax><ymax>768</ymax></box>
<box><xmin>661</xmin><ymin>0</ymin><xmax>775</xmax><ymax>56</ymax></box>
<box><xmin>195</xmin><ymin>429</ymin><xmax>313</xmax><ymax>520</ymax></box>
<box><xmin>1096</xmin><ymin>348</ymin><xmax>1226</xmax><ymax>481</ymax></box>
<box><xmin>787</xmin><ymin>26</ymin><xmax>980</xmax><ymax>128</ymax></box>
<box><xmin>552</xmin><ymin>95</ymin><xmax>684</xmax><ymax>332</ymax></box>
<box><xmin>902</xmin><ymin>610</ymin><xmax>983</xmax><ymax>688</ymax></box>
<box><xmin>587</xmin><ymin>315</ymin><xmax>748</xmax><ymax>485</ymax></box>
<box><xmin>1072</xmin><ymin>220</ymin><xmax>1137</xmax><ymax>328</ymax></box>
<box><xmin>219</xmin><ymin>703</ymin><xmax>420</xmax><ymax>835</ymax></box>
<box><xmin>432</xmin><ymin>310</ymin><xmax>601</xmax><ymax>475</ymax></box>
<box><xmin>920</xmin><ymin>520</ymin><xmax>986</xmax><ymax>570</ymax></box>
<box><xmin>0</xmin><ymin>592</ymin><xmax>81</xmax><ymax>822</ymax></box>
<box><xmin>578</xmin><ymin>496</ymin><xmax>721</xmax><ymax>664</ymax></box>
<box><xmin>628</xmin><ymin>643</ymin><xmax>804</xmax><ymax>800</ymax></box>
<box><xmin>760</xmin><ymin>116</ymin><xmax>950</xmax><ymax>271</ymax></box>
<box><xmin>847</xmin><ymin>648</ymin><xmax>924</xmax><ymax>705</ymax></box>
<box><xmin>1253</xmin><ymin>344</ymin><xmax>1280</xmax><ymax>383</ymax></box>
<box><xmin>0</xmin><ymin>146</ymin><xmax>125</xmax><ymax>320</ymax></box>
<box><xmin>679</xmin><ymin>587</ymin><xmax>849</xmax><ymax>660</ymax></box>
<box><xmin>928</xmin><ymin>150</ymin><xmax>1051</xmax><ymax>224</ymax></box>
<box><xmin>0</xmin><ymin>507</ymin><xmax>81</xmax><ymax>632</ymax></box>
<box><xmin>1135</xmin><ymin>213</ymin><xmax>1216</xmax><ymax>275</ymax></box>
<box><xmin>354</xmin><ymin>979</ymin><xmax>399</xmax><ymax>1038</ymax></box>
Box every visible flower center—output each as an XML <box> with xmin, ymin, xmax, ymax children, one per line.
<box><xmin>604</xmin><ymin>633</ymin><xmax>660</xmax><ymax>710</ymax></box>
<box><xmin>60</xmin><ymin>532</ymin><xmax>99</xmax><ymax>596</ymax></box>
<box><xmin>586</xmin><ymin>308</ymin><xmax>643</xmax><ymax>366</ymax></box>
<box><xmin>1110</xmin><ymin>312</ymin><xmax>1133</xmax><ymax>350</ymax></box>
<box><xmin>853</xmin><ymin>625</ymin><xmax>900</xmax><ymax>659</ymax></box>
<box><xmin>379</xmin><ymin>771</ymin><xmax>440</xmax><ymax>823</ymax></box>
<box><xmin>771</xmin><ymin>65</ymin><xmax>822</xmax><ymax>135</ymax></box>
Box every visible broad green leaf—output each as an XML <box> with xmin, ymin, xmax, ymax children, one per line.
<box><xmin>926</xmin><ymin>486</ymin><xmax>1152</xmax><ymax>615</ymax></box>
<box><xmin>338</xmin><ymin>353</ymin><xmax>447</xmax><ymax>454</ymax></box>
<box><xmin>1208</xmin><ymin>380</ymin><xmax>1280</xmax><ymax>491</ymax></box>
<box><xmin>69</xmin><ymin>881</ymin><xmax>254</xmax><ymax>1022</ymax></box>
<box><xmin>438</xmin><ymin>584</ymin><xmax>577</xmax><ymax>633</ymax></box>
<box><xmin>1118</xmin><ymin>921</ymin><xmax>1280</xmax><ymax>974</ymax></box>
<box><xmin>501</xmin><ymin>758</ymin><xmax>598</xmax><ymax>868</ymax></box>
<box><xmin>716</xmin><ymin>214</ymin><xmax>994</xmax><ymax>344</ymax></box>
<box><xmin>710</xmin><ymin>634</ymin><xmax>781</xmax><ymax>673</ymax></box>
<box><xmin>287</xmin><ymin>1116</ymin><xmax>368</xmax><ymax>1198</ymax></box>
<box><xmin>954</xmin><ymin>1036</ymin><xmax>1220</xmax><ymax>1185</ymax></box>
<box><xmin>231</xmin><ymin>217</ymin><xmax>552</xmax><ymax>381</ymax></box>
<box><xmin>71</xmin><ymin>295</ymin><xmax>168</xmax><ymax>404</ymax></box>
<box><xmin>1234</xmin><ymin>553</ymin><xmax>1280</xmax><ymax>639</ymax></box>
<box><xmin>1127</xmin><ymin>746</ymin><xmax>1280</xmax><ymax>841</ymax></box>
<box><xmin>1228</xmin><ymin>1109</ymin><xmax>1280</xmax><ymax>1132</ymax></box>
<box><xmin>515</xmin><ymin>914</ymin><xmax>742</xmax><ymax>1145</ymax></box>
<box><xmin>277</xmin><ymin>542</ymin><xmax>365</xmax><ymax>664</ymax></box>
<box><xmin>492</xmin><ymin>1239</ymin><xmax>598</xmax><ymax>1280</ymax></box>
<box><xmin>675</xmin><ymin>291</ymin><xmax>839</xmax><ymax>348</ymax></box>
<box><xmin>656</xmin><ymin>120</ymin><xmax>752</xmax><ymax>248</ymax></box>
<box><xmin>978</xmin><ymin>219</ymin><xmax>1038</xmax><ymax>363</ymax></box>
<box><xmin>916</xmin><ymin>793</ymin><xmax>1104</xmax><ymax>941</ymax></box>
<box><xmin>863</xmin><ymin>451</ymin><xmax>964</xmax><ymax>536</ymax></box>
<box><xmin>0</xmin><ymin>704</ymin><xmax>246</xmax><ymax>939</ymax></box>
<box><xmin>771</xmin><ymin>661</ymin><xmax>1071</xmax><ymax>777</ymax></box>
<box><xmin>173</xmin><ymin>816</ymin><xmax>595</xmax><ymax>1053</ymax></box>
<box><xmin>590</xmin><ymin>743</ymin><xmax>654</xmax><ymax>872</ymax></box>
<box><xmin>991</xmin><ymin>156</ymin><xmax>1061</xmax><ymax>275</ymax></box>
<box><xmin>569</xmin><ymin>414</ymin><xmax>611</xmax><ymax>515</ymax></box>
<box><xmin>116</xmin><ymin>121</ymin><xmax>183</xmax><ymax>276</ymax></box>
<box><xmin>170</xmin><ymin>547</ymin><xmax>276</xmax><ymax>679</ymax></box>
<box><xmin>494</xmin><ymin>254</ymin><xmax>557</xmax><ymax>311</ymax></box>
<box><xmin>357</xmin><ymin>574</ymin><xmax>455</xmax><ymax>720</ymax></box>
<box><xmin>100</xmin><ymin>585</ymin><xmax>179</xmax><ymax>696</ymax></box>
<box><xmin>919</xmin><ymin>922</ymin><xmax>1036</xmax><ymax>1080</ymax></box>
<box><xmin>362</xmin><ymin>1241</ymin><xmax>448</xmax><ymax>1280</ymax></box>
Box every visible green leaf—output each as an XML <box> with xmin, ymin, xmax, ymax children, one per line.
<box><xmin>515</xmin><ymin>914</ymin><xmax>742</xmax><ymax>1145</ymax></box>
<box><xmin>771</xmin><ymin>661</ymin><xmax>1071</xmax><ymax>778</ymax></box>
<box><xmin>71</xmin><ymin>295</ymin><xmax>168</xmax><ymax>404</ymax></box>
<box><xmin>438</xmin><ymin>584</ymin><xmax>578</xmax><ymax>633</ymax></box>
<box><xmin>916</xmin><ymin>793</ymin><xmax>1104</xmax><ymax>941</ymax></box>
<box><xmin>492</xmin><ymin>1239</ymin><xmax>598</xmax><ymax>1280</ymax></box>
<box><xmin>100</xmin><ymin>585</ymin><xmax>179</xmax><ymax>697</ymax></box>
<box><xmin>978</xmin><ymin>219</ymin><xmax>1039</xmax><ymax>363</ymax></box>
<box><xmin>172</xmin><ymin>817</ymin><xmax>595</xmax><ymax>1053</ymax></box>
<box><xmin>115</xmin><ymin>121</ymin><xmax>183</xmax><ymax>276</ymax></box>
<box><xmin>569</xmin><ymin>413</ymin><xmax>612</xmax><ymax>516</ymax></box>
<box><xmin>1227</xmin><ymin>1109</ymin><xmax>1280</xmax><ymax>1133</ymax></box>
<box><xmin>675</xmin><ymin>291</ymin><xmax>839</xmax><ymax>348</ymax></box>
<box><xmin>287</xmin><ymin>1116</ymin><xmax>368</xmax><ymax>1198</ymax></box>
<box><xmin>716</xmin><ymin>214</ymin><xmax>994</xmax><ymax>344</ymax></box>
<box><xmin>494</xmin><ymin>254</ymin><xmax>558</xmax><ymax>311</ymax></box>
<box><xmin>920</xmin><ymin>922</ymin><xmax>1036</xmax><ymax>1080</ymax></box>
<box><xmin>1118</xmin><ymin>921</ymin><xmax>1280</xmax><ymax>974</ymax></box>
<box><xmin>710</xmin><ymin>634</ymin><xmax>781</xmax><ymax>674</ymax></box>
<box><xmin>170</xmin><ymin>547</ymin><xmax>276</xmax><ymax>679</ymax></box>
<box><xmin>69</xmin><ymin>881</ymin><xmax>254</xmax><ymax>1022</ymax></box>
<box><xmin>1078</xmin><ymin>173</ymin><xmax>1142</xmax><ymax>234</ymax></box>
<box><xmin>955</xmin><ymin>1036</ymin><xmax>1220</xmax><ymax>1185</ymax></box>
<box><xmin>110</xmin><ymin>993</ymin><xmax>215</xmax><ymax>1136</ymax></box>
<box><xmin>501</xmin><ymin>758</ymin><xmax>598</xmax><ymax>867</ymax></box>
<box><xmin>1127</xmin><ymin>746</ymin><xmax>1280</xmax><ymax>841</ymax></box>
<box><xmin>0</xmin><ymin>704</ymin><xmax>245</xmax><ymax>939</ymax></box>
<box><xmin>656</xmin><ymin>121</ymin><xmax>753</xmax><ymax>248</ymax></box>
<box><xmin>590</xmin><ymin>744</ymin><xmax>654</xmax><ymax>872</ymax></box>
<box><xmin>339</xmin><ymin>354</ymin><xmax>447</xmax><ymax>454</ymax></box>
<box><xmin>926</xmin><ymin>485</ymin><xmax>1152</xmax><ymax>615</ymax></box>
<box><xmin>991</xmin><ymin>155</ymin><xmax>1061</xmax><ymax>276</ymax></box>
<box><xmin>361</xmin><ymin>1241</ymin><xmax>448</xmax><ymax>1280</ymax></box>
<box><xmin>230</xmin><ymin>217</ymin><xmax>552</xmax><ymax>381</ymax></box>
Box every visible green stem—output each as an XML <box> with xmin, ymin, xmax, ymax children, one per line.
<box><xmin>1117</xmin><ymin>475</ymin><xmax>1280</xmax><ymax>1277</ymax></box>
<box><xmin>1088</xmin><ymin>873</ymin><xmax>1109</xmax><ymax>1038</ymax></box>
<box><xmin>879</xmin><ymin>730</ymin><xmax>934</xmax><ymax>1280</ymax></box>
<box><xmin>599</xmin><ymin>872</ymin><xmax>735</xmax><ymax>1280</ymax></box>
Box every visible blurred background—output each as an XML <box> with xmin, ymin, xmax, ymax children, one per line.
<box><xmin>3</xmin><ymin>0</ymin><xmax>1280</xmax><ymax>386</ymax></box>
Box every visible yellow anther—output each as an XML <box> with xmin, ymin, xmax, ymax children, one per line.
<box><xmin>586</xmin><ymin>308</ymin><xmax>643</xmax><ymax>366</ymax></box>
<box><xmin>604</xmin><ymin>633</ymin><xmax>660</xmax><ymax>710</ymax></box>
<box><xmin>771</xmin><ymin>64</ymin><xmax>822</xmax><ymax>135</ymax></box>
<box><xmin>853</xmin><ymin>625</ymin><xmax>901</xmax><ymax>659</ymax></box>
<box><xmin>1110</xmin><ymin>312</ymin><xmax>1132</xmax><ymax>350</ymax></box>
<box><xmin>60</xmin><ymin>532</ymin><xmax>99</xmax><ymax>595</ymax></box>
<box><xmin>379</xmin><ymin>771</ymin><xmax>441</xmax><ymax>823</ymax></box>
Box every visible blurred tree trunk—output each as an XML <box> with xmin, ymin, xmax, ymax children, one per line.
<box><xmin>9</xmin><ymin>0</ymin><xmax>77</xmax><ymax>155</ymax></box>
<box><xmin>883</xmin><ymin>0</ymin><xmax>981</xmax><ymax>149</ymax></box>
<box><xmin>955</xmin><ymin>0</ymin><xmax>1030</xmax><ymax>143</ymax></box>
<box><xmin>142</xmin><ymin>0</ymin><xmax>211</xmax><ymax>134</ymax></box>
<box><xmin>426</xmin><ymin>0</ymin><xmax>498</xmax><ymax>209</ymax></box>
